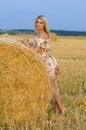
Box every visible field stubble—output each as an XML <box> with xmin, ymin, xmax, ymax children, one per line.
<box><xmin>51</xmin><ymin>36</ymin><xmax>86</xmax><ymax>130</ymax></box>
<box><xmin>0</xmin><ymin>35</ymin><xmax>86</xmax><ymax>130</ymax></box>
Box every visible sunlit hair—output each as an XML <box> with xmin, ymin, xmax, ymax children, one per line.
<box><xmin>34</xmin><ymin>15</ymin><xmax>50</xmax><ymax>38</ymax></box>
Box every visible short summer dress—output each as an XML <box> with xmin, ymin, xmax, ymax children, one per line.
<box><xmin>32</xmin><ymin>36</ymin><xmax>59</xmax><ymax>79</ymax></box>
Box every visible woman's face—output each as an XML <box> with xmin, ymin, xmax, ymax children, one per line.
<box><xmin>36</xmin><ymin>18</ymin><xmax>45</xmax><ymax>31</ymax></box>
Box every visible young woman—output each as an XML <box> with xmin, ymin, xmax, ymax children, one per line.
<box><xmin>20</xmin><ymin>15</ymin><xmax>65</xmax><ymax>114</ymax></box>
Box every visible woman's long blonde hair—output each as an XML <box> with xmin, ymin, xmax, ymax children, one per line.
<box><xmin>34</xmin><ymin>15</ymin><xmax>50</xmax><ymax>38</ymax></box>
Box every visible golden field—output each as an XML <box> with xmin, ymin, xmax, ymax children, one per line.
<box><xmin>0</xmin><ymin>34</ymin><xmax>86</xmax><ymax>130</ymax></box>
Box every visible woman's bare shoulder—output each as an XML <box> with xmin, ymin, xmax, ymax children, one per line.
<box><xmin>44</xmin><ymin>33</ymin><xmax>49</xmax><ymax>39</ymax></box>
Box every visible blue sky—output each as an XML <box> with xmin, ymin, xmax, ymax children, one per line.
<box><xmin>0</xmin><ymin>0</ymin><xmax>86</xmax><ymax>31</ymax></box>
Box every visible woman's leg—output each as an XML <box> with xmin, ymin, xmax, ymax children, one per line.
<box><xmin>50</xmin><ymin>78</ymin><xmax>65</xmax><ymax>114</ymax></box>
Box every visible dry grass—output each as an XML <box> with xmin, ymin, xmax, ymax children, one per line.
<box><xmin>51</xmin><ymin>36</ymin><xmax>86</xmax><ymax>130</ymax></box>
<box><xmin>0</xmin><ymin>35</ymin><xmax>86</xmax><ymax>130</ymax></box>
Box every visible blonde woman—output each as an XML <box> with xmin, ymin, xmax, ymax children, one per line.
<box><xmin>21</xmin><ymin>15</ymin><xmax>65</xmax><ymax>114</ymax></box>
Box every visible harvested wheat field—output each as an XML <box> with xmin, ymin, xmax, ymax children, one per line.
<box><xmin>0</xmin><ymin>34</ymin><xmax>86</xmax><ymax>130</ymax></box>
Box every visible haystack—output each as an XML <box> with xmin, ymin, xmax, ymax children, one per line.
<box><xmin>0</xmin><ymin>39</ymin><xmax>52</xmax><ymax>127</ymax></box>
<box><xmin>50</xmin><ymin>33</ymin><xmax>58</xmax><ymax>42</ymax></box>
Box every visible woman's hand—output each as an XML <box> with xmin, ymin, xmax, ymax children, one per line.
<box><xmin>18</xmin><ymin>37</ymin><xmax>31</xmax><ymax>47</ymax></box>
<box><xmin>55</xmin><ymin>65</ymin><xmax>61</xmax><ymax>78</ymax></box>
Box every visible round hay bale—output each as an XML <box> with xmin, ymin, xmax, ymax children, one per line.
<box><xmin>50</xmin><ymin>33</ymin><xmax>58</xmax><ymax>42</ymax></box>
<box><xmin>0</xmin><ymin>40</ymin><xmax>52</xmax><ymax>126</ymax></box>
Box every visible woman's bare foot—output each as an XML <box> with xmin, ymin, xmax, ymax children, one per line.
<box><xmin>55</xmin><ymin>104</ymin><xmax>66</xmax><ymax>115</ymax></box>
<box><xmin>60</xmin><ymin>107</ymin><xmax>66</xmax><ymax>115</ymax></box>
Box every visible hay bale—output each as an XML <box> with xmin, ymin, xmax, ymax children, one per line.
<box><xmin>50</xmin><ymin>33</ymin><xmax>58</xmax><ymax>42</ymax></box>
<box><xmin>0</xmin><ymin>40</ymin><xmax>52</xmax><ymax>126</ymax></box>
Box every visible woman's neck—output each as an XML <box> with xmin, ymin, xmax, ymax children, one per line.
<box><xmin>38</xmin><ymin>30</ymin><xmax>45</xmax><ymax>35</ymax></box>
<box><xmin>37</xmin><ymin>31</ymin><xmax>49</xmax><ymax>39</ymax></box>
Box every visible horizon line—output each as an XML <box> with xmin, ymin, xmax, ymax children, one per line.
<box><xmin>0</xmin><ymin>29</ymin><xmax>86</xmax><ymax>32</ymax></box>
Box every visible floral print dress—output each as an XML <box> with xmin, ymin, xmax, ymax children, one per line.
<box><xmin>32</xmin><ymin>36</ymin><xmax>59</xmax><ymax>79</ymax></box>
